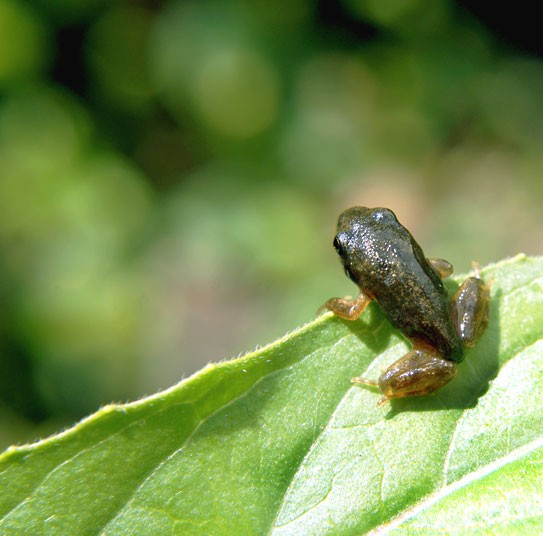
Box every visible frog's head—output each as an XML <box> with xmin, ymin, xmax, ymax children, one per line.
<box><xmin>333</xmin><ymin>207</ymin><xmax>399</xmax><ymax>253</ymax></box>
<box><xmin>336</xmin><ymin>207</ymin><xmax>398</xmax><ymax>234</ymax></box>
<box><xmin>332</xmin><ymin>206</ymin><xmax>403</xmax><ymax>282</ymax></box>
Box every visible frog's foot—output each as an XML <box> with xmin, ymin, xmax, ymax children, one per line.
<box><xmin>319</xmin><ymin>292</ymin><xmax>371</xmax><ymax>320</ymax></box>
<box><xmin>353</xmin><ymin>349</ymin><xmax>457</xmax><ymax>406</ymax></box>
<box><xmin>471</xmin><ymin>260</ymin><xmax>493</xmax><ymax>294</ymax></box>
<box><xmin>352</xmin><ymin>377</ymin><xmax>390</xmax><ymax>407</ymax></box>
<box><xmin>351</xmin><ymin>376</ymin><xmax>377</xmax><ymax>386</ymax></box>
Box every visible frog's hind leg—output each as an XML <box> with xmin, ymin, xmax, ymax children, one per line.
<box><xmin>352</xmin><ymin>346</ymin><xmax>457</xmax><ymax>407</ymax></box>
<box><xmin>428</xmin><ymin>258</ymin><xmax>454</xmax><ymax>279</ymax></box>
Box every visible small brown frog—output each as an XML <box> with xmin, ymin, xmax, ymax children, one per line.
<box><xmin>322</xmin><ymin>207</ymin><xmax>490</xmax><ymax>407</ymax></box>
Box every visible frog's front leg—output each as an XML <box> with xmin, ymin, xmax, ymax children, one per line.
<box><xmin>320</xmin><ymin>292</ymin><xmax>371</xmax><ymax>320</ymax></box>
<box><xmin>352</xmin><ymin>345</ymin><xmax>457</xmax><ymax>407</ymax></box>
<box><xmin>452</xmin><ymin>273</ymin><xmax>490</xmax><ymax>347</ymax></box>
<box><xmin>428</xmin><ymin>258</ymin><xmax>453</xmax><ymax>279</ymax></box>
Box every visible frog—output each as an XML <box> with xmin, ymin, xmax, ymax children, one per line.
<box><xmin>322</xmin><ymin>206</ymin><xmax>490</xmax><ymax>407</ymax></box>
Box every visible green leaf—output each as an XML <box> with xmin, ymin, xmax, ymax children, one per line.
<box><xmin>1</xmin><ymin>254</ymin><xmax>542</xmax><ymax>535</ymax></box>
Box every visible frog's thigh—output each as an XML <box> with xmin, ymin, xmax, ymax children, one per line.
<box><xmin>376</xmin><ymin>349</ymin><xmax>457</xmax><ymax>403</ymax></box>
<box><xmin>321</xmin><ymin>292</ymin><xmax>371</xmax><ymax>320</ymax></box>
<box><xmin>428</xmin><ymin>258</ymin><xmax>454</xmax><ymax>279</ymax></box>
<box><xmin>452</xmin><ymin>276</ymin><xmax>490</xmax><ymax>347</ymax></box>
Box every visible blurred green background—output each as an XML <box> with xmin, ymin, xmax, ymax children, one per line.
<box><xmin>0</xmin><ymin>0</ymin><xmax>541</xmax><ymax>448</ymax></box>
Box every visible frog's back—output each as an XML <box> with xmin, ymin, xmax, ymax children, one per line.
<box><xmin>350</xmin><ymin>221</ymin><xmax>463</xmax><ymax>362</ymax></box>
<box><xmin>375</xmin><ymin>259</ymin><xmax>464</xmax><ymax>362</ymax></box>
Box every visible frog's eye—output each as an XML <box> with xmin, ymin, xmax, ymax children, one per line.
<box><xmin>372</xmin><ymin>208</ymin><xmax>397</xmax><ymax>224</ymax></box>
<box><xmin>333</xmin><ymin>236</ymin><xmax>343</xmax><ymax>253</ymax></box>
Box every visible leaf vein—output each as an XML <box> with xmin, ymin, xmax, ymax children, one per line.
<box><xmin>371</xmin><ymin>434</ymin><xmax>543</xmax><ymax>533</ymax></box>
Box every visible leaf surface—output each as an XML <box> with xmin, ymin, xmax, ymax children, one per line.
<box><xmin>0</xmin><ymin>255</ymin><xmax>542</xmax><ymax>535</ymax></box>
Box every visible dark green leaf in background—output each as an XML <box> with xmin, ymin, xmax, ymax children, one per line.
<box><xmin>0</xmin><ymin>255</ymin><xmax>542</xmax><ymax>535</ymax></box>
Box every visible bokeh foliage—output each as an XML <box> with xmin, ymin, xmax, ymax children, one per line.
<box><xmin>0</xmin><ymin>0</ymin><xmax>541</xmax><ymax>448</ymax></box>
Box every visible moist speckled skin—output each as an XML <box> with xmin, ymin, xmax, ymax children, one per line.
<box><xmin>334</xmin><ymin>207</ymin><xmax>464</xmax><ymax>363</ymax></box>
